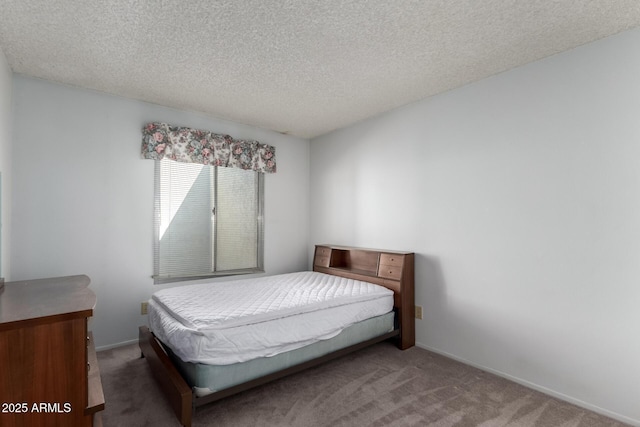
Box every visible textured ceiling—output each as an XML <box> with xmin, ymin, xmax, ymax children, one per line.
<box><xmin>1</xmin><ymin>1</ymin><xmax>640</xmax><ymax>138</ymax></box>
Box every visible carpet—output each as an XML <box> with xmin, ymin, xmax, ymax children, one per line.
<box><xmin>97</xmin><ymin>341</ymin><xmax>628</xmax><ymax>426</ymax></box>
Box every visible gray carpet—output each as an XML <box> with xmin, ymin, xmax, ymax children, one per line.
<box><xmin>97</xmin><ymin>342</ymin><xmax>628</xmax><ymax>427</ymax></box>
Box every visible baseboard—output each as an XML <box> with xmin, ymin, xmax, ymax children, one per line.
<box><xmin>95</xmin><ymin>338</ymin><xmax>139</xmax><ymax>352</ymax></box>
<box><xmin>415</xmin><ymin>343</ymin><xmax>638</xmax><ymax>427</ymax></box>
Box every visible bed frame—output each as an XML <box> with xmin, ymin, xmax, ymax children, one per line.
<box><xmin>139</xmin><ymin>244</ymin><xmax>414</xmax><ymax>427</ymax></box>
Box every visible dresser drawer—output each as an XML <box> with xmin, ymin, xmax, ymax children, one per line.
<box><xmin>379</xmin><ymin>253</ymin><xmax>404</xmax><ymax>267</ymax></box>
<box><xmin>316</xmin><ymin>246</ymin><xmax>331</xmax><ymax>257</ymax></box>
<box><xmin>314</xmin><ymin>255</ymin><xmax>330</xmax><ymax>268</ymax></box>
<box><xmin>378</xmin><ymin>265</ymin><xmax>402</xmax><ymax>280</ymax></box>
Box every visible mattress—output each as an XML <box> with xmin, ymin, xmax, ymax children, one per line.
<box><xmin>167</xmin><ymin>312</ymin><xmax>395</xmax><ymax>395</ymax></box>
<box><xmin>148</xmin><ymin>271</ymin><xmax>394</xmax><ymax>364</ymax></box>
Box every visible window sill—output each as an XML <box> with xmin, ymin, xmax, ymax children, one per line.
<box><xmin>153</xmin><ymin>268</ymin><xmax>265</xmax><ymax>285</ymax></box>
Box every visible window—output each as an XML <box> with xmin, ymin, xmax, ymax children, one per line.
<box><xmin>153</xmin><ymin>159</ymin><xmax>264</xmax><ymax>284</ymax></box>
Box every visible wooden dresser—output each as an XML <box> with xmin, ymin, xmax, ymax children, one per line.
<box><xmin>313</xmin><ymin>244</ymin><xmax>415</xmax><ymax>349</ymax></box>
<box><xmin>0</xmin><ymin>275</ymin><xmax>104</xmax><ymax>427</ymax></box>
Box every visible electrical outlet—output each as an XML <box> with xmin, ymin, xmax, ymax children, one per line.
<box><xmin>415</xmin><ymin>305</ymin><xmax>423</xmax><ymax>320</ymax></box>
<box><xmin>141</xmin><ymin>301</ymin><xmax>148</xmax><ymax>315</ymax></box>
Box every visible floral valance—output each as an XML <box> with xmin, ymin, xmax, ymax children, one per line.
<box><xmin>141</xmin><ymin>122</ymin><xmax>276</xmax><ymax>173</ymax></box>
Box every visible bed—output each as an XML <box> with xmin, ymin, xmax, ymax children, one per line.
<box><xmin>139</xmin><ymin>245</ymin><xmax>414</xmax><ymax>427</ymax></box>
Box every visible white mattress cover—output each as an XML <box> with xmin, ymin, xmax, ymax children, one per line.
<box><xmin>148</xmin><ymin>271</ymin><xmax>394</xmax><ymax>364</ymax></box>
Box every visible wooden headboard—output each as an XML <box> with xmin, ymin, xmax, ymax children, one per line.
<box><xmin>313</xmin><ymin>244</ymin><xmax>415</xmax><ymax>349</ymax></box>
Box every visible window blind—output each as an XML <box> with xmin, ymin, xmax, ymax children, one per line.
<box><xmin>153</xmin><ymin>159</ymin><xmax>264</xmax><ymax>284</ymax></box>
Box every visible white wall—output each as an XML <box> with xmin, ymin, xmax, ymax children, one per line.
<box><xmin>10</xmin><ymin>76</ymin><xmax>310</xmax><ymax>348</ymax></box>
<box><xmin>310</xmin><ymin>28</ymin><xmax>640</xmax><ymax>424</ymax></box>
<box><xmin>0</xmin><ymin>47</ymin><xmax>11</xmax><ymax>280</ymax></box>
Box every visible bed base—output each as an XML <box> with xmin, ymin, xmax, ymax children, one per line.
<box><xmin>139</xmin><ymin>325</ymin><xmax>399</xmax><ymax>427</ymax></box>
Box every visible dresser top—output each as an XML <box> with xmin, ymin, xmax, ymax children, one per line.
<box><xmin>316</xmin><ymin>244</ymin><xmax>414</xmax><ymax>255</ymax></box>
<box><xmin>0</xmin><ymin>275</ymin><xmax>95</xmax><ymax>329</ymax></box>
